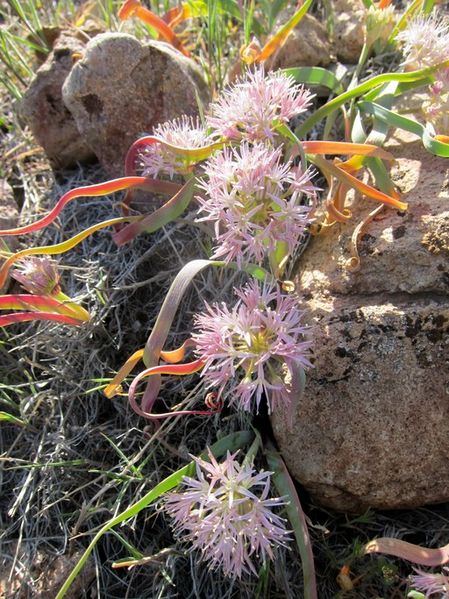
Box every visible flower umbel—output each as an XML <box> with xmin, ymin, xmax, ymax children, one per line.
<box><xmin>11</xmin><ymin>257</ymin><xmax>61</xmax><ymax>296</ymax></box>
<box><xmin>192</xmin><ymin>281</ymin><xmax>312</xmax><ymax>413</ymax></box>
<box><xmin>140</xmin><ymin>116</ymin><xmax>212</xmax><ymax>179</ymax></box>
<box><xmin>397</xmin><ymin>13</ymin><xmax>449</xmax><ymax>70</ymax></box>
<box><xmin>165</xmin><ymin>449</ymin><xmax>290</xmax><ymax>578</ymax></box>
<box><xmin>207</xmin><ymin>67</ymin><xmax>314</xmax><ymax>142</ymax></box>
<box><xmin>423</xmin><ymin>67</ymin><xmax>449</xmax><ymax>134</ymax></box>
<box><xmin>409</xmin><ymin>567</ymin><xmax>449</xmax><ymax>598</ymax></box>
<box><xmin>197</xmin><ymin>142</ymin><xmax>315</xmax><ymax>266</ymax></box>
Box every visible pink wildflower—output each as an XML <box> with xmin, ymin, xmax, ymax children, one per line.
<box><xmin>140</xmin><ymin>116</ymin><xmax>212</xmax><ymax>179</ymax></box>
<box><xmin>397</xmin><ymin>13</ymin><xmax>449</xmax><ymax>70</ymax></box>
<box><xmin>207</xmin><ymin>67</ymin><xmax>314</xmax><ymax>142</ymax></box>
<box><xmin>196</xmin><ymin>142</ymin><xmax>316</xmax><ymax>266</ymax></box>
<box><xmin>409</xmin><ymin>568</ymin><xmax>449</xmax><ymax>598</ymax></box>
<box><xmin>11</xmin><ymin>257</ymin><xmax>61</xmax><ymax>296</ymax></box>
<box><xmin>423</xmin><ymin>67</ymin><xmax>449</xmax><ymax>134</ymax></box>
<box><xmin>192</xmin><ymin>281</ymin><xmax>312</xmax><ymax>413</ymax></box>
<box><xmin>165</xmin><ymin>449</ymin><xmax>290</xmax><ymax>578</ymax></box>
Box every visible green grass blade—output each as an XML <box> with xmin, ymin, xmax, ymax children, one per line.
<box><xmin>0</xmin><ymin>411</ymin><xmax>27</xmax><ymax>427</ymax></box>
<box><xmin>55</xmin><ymin>430</ymin><xmax>254</xmax><ymax>599</ymax></box>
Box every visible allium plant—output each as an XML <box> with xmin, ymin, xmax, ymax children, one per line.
<box><xmin>11</xmin><ymin>257</ymin><xmax>61</xmax><ymax>296</ymax></box>
<box><xmin>0</xmin><ymin>257</ymin><xmax>89</xmax><ymax>327</ymax></box>
<box><xmin>164</xmin><ymin>449</ymin><xmax>290</xmax><ymax>578</ymax></box>
<box><xmin>207</xmin><ymin>68</ymin><xmax>314</xmax><ymax>142</ymax></box>
<box><xmin>197</xmin><ymin>142</ymin><xmax>316</xmax><ymax>266</ymax></box>
<box><xmin>192</xmin><ymin>280</ymin><xmax>312</xmax><ymax>413</ymax></box>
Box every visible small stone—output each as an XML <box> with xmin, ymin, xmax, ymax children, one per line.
<box><xmin>267</xmin><ymin>13</ymin><xmax>332</xmax><ymax>70</ymax></box>
<box><xmin>62</xmin><ymin>33</ymin><xmax>210</xmax><ymax>177</ymax></box>
<box><xmin>331</xmin><ymin>0</ymin><xmax>366</xmax><ymax>64</ymax></box>
<box><xmin>20</xmin><ymin>31</ymin><xmax>96</xmax><ymax>170</ymax></box>
<box><xmin>271</xmin><ymin>131</ymin><xmax>449</xmax><ymax>512</ymax></box>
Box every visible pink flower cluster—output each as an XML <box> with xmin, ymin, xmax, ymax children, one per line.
<box><xmin>192</xmin><ymin>281</ymin><xmax>312</xmax><ymax>413</ymax></box>
<box><xmin>424</xmin><ymin>67</ymin><xmax>449</xmax><ymax>134</ymax></box>
<box><xmin>165</xmin><ymin>449</ymin><xmax>290</xmax><ymax>578</ymax></box>
<box><xmin>197</xmin><ymin>142</ymin><xmax>316</xmax><ymax>266</ymax></box>
<box><xmin>409</xmin><ymin>568</ymin><xmax>449</xmax><ymax>598</ymax></box>
<box><xmin>207</xmin><ymin>68</ymin><xmax>314</xmax><ymax>141</ymax></box>
<box><xmin>12</xmin><ymin>257</ymin><xmax>61</xmax><ymax>296</ymax></box>
<box><xmin>140</xmin><ymin>115</ymin><xmax>212</xmax><ymax>179</ymax></box>
<box><xmin>397</xmin><ymin>13</ymin><xmax>449</xmax><ymax>70</ymax></box>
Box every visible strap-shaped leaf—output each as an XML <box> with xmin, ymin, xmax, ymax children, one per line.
<box><xmin>265</xmin><ymin>441</ymin><xmax>317</xmax><ymax>599</ymax></box>
<box><xmin>55</xmin><ymin>430</ymin><xmax>255</xmax><ymax>599</ymax></box>
<box><xmin>118</xmin><ymin>0</ymin><xmax>190</xmax><ymax>57</ymax></box>
<box><xmin>295</xmin><ymin>61</ymin><xmax>449</xmax><ymax>138</ymax></box>
<box><xmin>124</xmin><ymin>135</ymin><xmax>224</xmax><ymax>176</ymax></box>
<box><xmin>0</xmin><ymin>177</ymin><xmax>177</xmax><ymax>237</ymax></box>
<box><xmin>364</xmin><ymin>537</ymin><xmax>449</xmax><ymax>567</ymax></box>
<box><xmin>113</xmin><ymin>177</ymin><xmax>197</xmax><ymax>246</ymax></box>
<box><xmin>283</xmin><ymin>66</ymin><xmax>344</xmax><ymax>95</ymax></box>
<box><xmin>253</xmin><ymin>0</ymin><xmax>313</xmax><ymax>63</ymax></box>
<box><xmin>359</xmin><ymin>101</ymin><xmax>449</xmax><ymax>157</ymax></box>
<box><xmin>312</xmin><ymin>155</ymin><xmax>408</xmax><ymax>210</ymax></box>
<box><xmin>0</xmin><ymin>311</ymin><xmax>82</xmax><ymax>327</ymax></box>
<box><xmin>0</xmin><ymin>216</ymin><xmax>137</xmax><ymax>290</ymax></box>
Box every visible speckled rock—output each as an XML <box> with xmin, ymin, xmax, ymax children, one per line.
<box><xmin>20</xmin><ymin>31</ymin><xmax>95</xmax><ymax>169</ymax></box>
<box><xmin>331</xmin><ymin>0</ymin><xmax>366</xmax><ymax>64</ymax></box>
<box><xmin>271</xmin><ymin>131</ymin><xmax>449</xmax><ymax>512</ymax></box>
<box><xmin>62</xmin><ymin>33</ymin><xmax>210</xmax><ymax>177</ymax></box>
<box><xmin>267</xmin><ymin>13</ymin><xmax>332</xmax><ymax>70</ymax></box>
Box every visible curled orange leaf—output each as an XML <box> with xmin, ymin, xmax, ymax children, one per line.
<box><xmin>118</xmin><ymin>0</ymin><xmax>190</xmax><ymax>57</ymax></box>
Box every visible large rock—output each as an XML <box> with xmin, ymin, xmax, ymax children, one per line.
<box><xmin>62</xmin><ymin>33</ymin><xmax>210</xmax><ymax>177</ymax></box>
<box><xmin>267</xmin><ymin>13</ymin><xmax>332</xmax><ymax>70</ymax></box>
<box><xmin>20</xmin><ymin>31</ymin><xmax>95</xmax><ymax>169</ymax></box>
<box><xmin>272</xmin><ymin>131</ymin><xmax>449</xmax><ymax>512</ymax></box>
<box><xmin>331</xmin><ymin>0</ymin><xmax>366</xmax><ymax>64</ymax></box>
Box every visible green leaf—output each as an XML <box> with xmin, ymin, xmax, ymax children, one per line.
<box><xmin>113</xmin><ymin>177</ymin><xmax>197</xmax><ymax>245</ymax></box>
<box><xmin>283</xmin><ymin>66</ymin><xmax>344</xmax><ymax>95</ymax></box>
<box><xmin>358</xmin><ymin>101</ymin><xmax>449</xmax><ymax>157</ymax></box>
<box><xmin>56</xmin><ymin>430</ymin><xmax>254</xmax><ymax>599</ymax></box>
<box><xmin>295</xmin><ymin>61</ymin><xmax>449</xmax><ymax>138</ymax></box>
<box><xmin>0</xmin><ymin>411</ymin><xmax>27</xmax><ymax>427</ymax></box>
<box><xmin>265</xmin><ymin>441</ymin><xmax>317</xmax><ymax>599</ymax></box>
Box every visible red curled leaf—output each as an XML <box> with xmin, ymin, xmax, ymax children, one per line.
<box><xmin>118</xmin><ymin>0</ymin><xmax>190</xmax><ymax>57</ymax></box>
<box><xmin>127</xmin><ymin>359</ymin><xmax>219</xmax><ymax>422</ymax></box>
<box><xmin>0</xmin><ymin>311</ymin><xmax>82</xmax><ymax>328</ymax></box>
<box><xmin>0</xmin><ymin>216</ymin><xmax>135</xmax><ymax>290</ymax></box>
<box><xmin>0</xmin><ymin>293</ymin><xmax>85</xmax><ymax>319</ymax></box>
<box><xmin>0</xmin><ymin>177</ymin><xmax>176</xmax><ymax>237</ymax></box>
